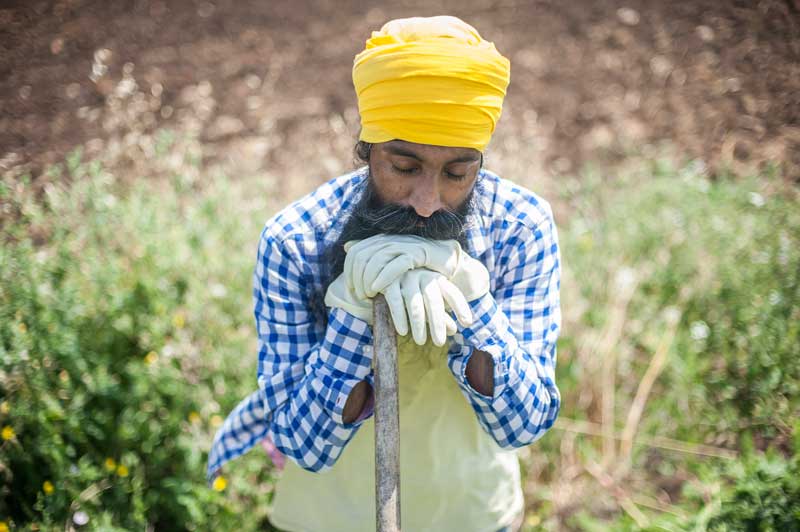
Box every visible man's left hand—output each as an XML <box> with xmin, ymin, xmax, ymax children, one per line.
<box><xmin>343</xmin><ymin>234</ymin><xmax>490</xmax><ymax>302</ymax></box>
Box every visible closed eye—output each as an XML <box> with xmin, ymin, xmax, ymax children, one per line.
<box><xmin>446</xmin><ymin>171</ymin><xmax>466</xmax><ymax>181</ymax></box>
<box><xmin>392</xmin><ymin>165</ymin><xmax>418</xmax><ymax>175</ymax></box>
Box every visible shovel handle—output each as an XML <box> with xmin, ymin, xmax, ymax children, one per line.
<box><xmin>373</xmin><ymin>295</ymin><xmax>401</xmax><ymax>532</ymax></box>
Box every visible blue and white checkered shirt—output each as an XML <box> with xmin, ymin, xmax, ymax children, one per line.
<box><xmin>207</xmin><ymin>167</ymin><xmax>561</xmax><ymax>482</ymax></box>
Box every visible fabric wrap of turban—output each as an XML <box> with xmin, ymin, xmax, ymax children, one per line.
<box><xmin>352</xmin><ymin>16</ymin><xmax>511</xmax><ymax>152</ymax></box>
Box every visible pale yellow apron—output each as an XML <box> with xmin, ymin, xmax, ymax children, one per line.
<box><xmin>269</xmin><ymin>335</ymin><xmax>524</xmax><ymax>532</ymax></box>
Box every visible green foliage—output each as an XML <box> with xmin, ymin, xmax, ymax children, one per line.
<box><xmin>705</xmin><ymin>450</ymin><xmax>800</xmax><ymax>531</ymax></box>
<box><xmin>559</xmin><ymin>161</ymin><xmax>799</xmax><ymax>449</ymax></box>
<box><xmin>530</xmin><ymin>158</ymin><xmax>800</xmax><ymax>529</ymax></box>
<box><xmin>629</xmin><ymin>448</ymin><xmax>800</xmax><ymax>531</ymax></box>
<box><xmin>1</xmin><ymin>149</ymin><xmax>275</xmax><ymax>530</ymax></box>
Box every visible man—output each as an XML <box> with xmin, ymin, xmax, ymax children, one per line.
<box><xmin>208</xmin><ymin>16</ymin><xmax>561</xmax><ymax>532</ymax></box>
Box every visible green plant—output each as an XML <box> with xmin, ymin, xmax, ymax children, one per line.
<box><xmin>560</xmin><ymin>162</ymin><xmax>799</xmax><ymax>451</ymax></box>
<box><xmin>1</xmin><ymin>147</ymin><xmax>275</xmax><ymax>530</ymax></box>
<box><xmin>706</xmin><ymin>450</ymin><xmax>800</xmax><ymax>531</ymax></box>
<box><xmin>525</xmin><ymin>159</ymin><xmax>799</xmax><ymax>529</ymax></box>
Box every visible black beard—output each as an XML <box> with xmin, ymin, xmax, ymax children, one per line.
<box><xmin>320</xmin><ymin>175</ymin><xmax>477</xmax><ymax>300</ymax></box>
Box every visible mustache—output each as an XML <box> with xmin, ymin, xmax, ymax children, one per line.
<box><xmin>321</xmin><ymin>178</ymin><xmax>476</xmax><ymax>297</ymax></box>
<box><xmin>351</xmin><ymin>198</ymin><xmax>471</xmax><ymax>241</ymax></box>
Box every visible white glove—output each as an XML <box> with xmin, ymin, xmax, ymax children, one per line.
<box><xmin>344</xmin><ymin>234</ymin><xmax>491</xmax><ymax>303</ymax></box>
<box><xmin>382</xmin><ymin>269</ymin><xmax>474</xmax><ymax>347</ymax></box>
<box><xmin>343</xmin><ymin>235</ymin><xmax>461</xmax><ymax>300</ymax></box>
<box><xmin>324</xmin><ymin>272</ymin><xmax>373</xmax><ymax>324</ymax></box>
<box><xmin>324</xmin><ymin>268</ymin><xmax>473</xmax><ymax>347</ymax></box>
<box><xmin>446</xmin><ymin>252</ymin><xmax>491</xmax><ymax>303</ymax></box>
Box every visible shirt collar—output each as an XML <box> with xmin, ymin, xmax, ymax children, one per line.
<box><xmin>463</xmin><ymin>171</ymin><xmax>492</xmax><ymax>258</ymax></box>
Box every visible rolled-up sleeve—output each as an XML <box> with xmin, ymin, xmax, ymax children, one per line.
<box><xmin>253</xmin><ymin>229</ymin><xmax>376</xmax><ymax>472</ymax></box>
<box><xmin>447</xmin><ymin>211</ymin><xmax>561</xmax><ymax>448</ymax></box>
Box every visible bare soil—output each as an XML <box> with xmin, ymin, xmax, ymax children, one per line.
<box><xmin>1</xmin><ymin>0</ymin><xmax>799</xmax><ymax>185</ymax></box>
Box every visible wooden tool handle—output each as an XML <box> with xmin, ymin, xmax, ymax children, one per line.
<box><xmin>373</xmin><ymin>295</ymin><xmax>401</xmax><ymax>532</ymax></box>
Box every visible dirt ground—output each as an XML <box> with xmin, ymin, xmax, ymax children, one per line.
<box><xmin>1</xmin><ymin>0</ymin><xmax>799</xmax><ymax>186</ymax></box>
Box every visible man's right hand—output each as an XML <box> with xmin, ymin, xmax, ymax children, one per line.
<box><xmin>324</xmin><ymin>272</ymin><xmax>374</xmax><ymax>324</ymax></box>
<box><xmin>343</xmin><ymin>234</ymin><xmax>461</xmax><ymax>299</ymax></box>
<box><xmin>343</xmin><ymin>234</ymin><xmax>490</xmax><ymax>304</ymax></box>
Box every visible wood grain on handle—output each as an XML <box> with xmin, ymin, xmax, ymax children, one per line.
<box><xmin>373</xmin><ymin>295</ymin><xmax>401</xmax><ymax>532</ymax></box>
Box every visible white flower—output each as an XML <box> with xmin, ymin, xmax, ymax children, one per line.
<box><xmin>690</xmin><ymin>321</ymin><xmax>710</xmax><ymax>341</ymax></box>
<box><xmin>210</xmin><ymin>283</ymin><xmax>227</xmax><ymax>298</ymax></box>
<box><xmin>749</xmin><ymin>192</ymin><xmax>765</xmax><ymax>208</ymax></box>
<box><xmin>73</xmin><ymin>511</ymin><xmax>89</xmax><ymax>526</ymax></box>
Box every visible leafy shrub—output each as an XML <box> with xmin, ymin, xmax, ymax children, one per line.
<box><xmin>629</xmin><ymin>444</ymin><xmax>800</xmax><ymax>531</ymax></box>
<box><xmin>705</xmin><ymin>449</ymin><xmax>800</xmax><ymax>531</ymax></box>
<box><xmin>1</xmin><ymin>150</ymin><xmax>275</xmax><ymax>530</ymax></box>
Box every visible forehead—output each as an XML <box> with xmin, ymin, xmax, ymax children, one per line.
<box><xmin>380</xmin><ymin>140</ymin><xmax>481</xmax><ymax>162</ymax></box>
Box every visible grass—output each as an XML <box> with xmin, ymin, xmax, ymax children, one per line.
<box><xmin>1</xmin><ymin>136</ymin><xmax>798</xmax><ymax>530</ymax></box>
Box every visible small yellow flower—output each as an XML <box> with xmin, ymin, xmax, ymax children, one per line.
<box><xmin>116</xmin><ymin>464</ymin><xmax>129</xmax><ymax>477</ymax></box>
<box><xmin>212</xmin><ymin>476</ymin><xmax>227</xmax><ymax>492</ymax></box>
<box><xmin>104</xmin><ymin>457</ymin><xmax>116</xmax><ymax>471</ymax></box>
<box><xmin>0</xmin><ymin>401</ymin><xmax>9</xmax><ymax>414</ymax></box>
<box><xmin>210</xmin><ymin>415</ymin><xmax>223</xmax><ymax>428</ymax></box>
<box><xmin>1</xmin><ymin>426</ymin><xmax>15</xmax><ymax>440</ymax></box>
<box><xmin>525</xmin><ymin>514</ymin><xmax>541</xmax><ymax>527</ymax></box>
<box><xmin>172</xmin><ymin>312</ymin><xmax>186</xmax><ymax>329</ymax></box>
<box><xmin>0</xmin><ymin>520</ymin><xmax>9</xmax><ymax>532</ymax></box>
<box><xmin>188</xmin><ymin>411</ymin><xmax>201</xmax><ymax>425</ymax></box>
<box><xmin>19</xmin><ymin>322</ymin><xmax>27</xmax><ymax>334</ymax></box>
<box><xmin>579</xmin><ymin>233</ymin><xmax>594</xmax><ymax>251</ymax></box>
<box><xmin>144</xmin><ymin>351</ymin><xmax>158</xmax><ymax>365</ymax></box>
<box><xmin>42</xmin><ymin>480</ymin><xmax>54</xmax><ymax>495</ymax></box>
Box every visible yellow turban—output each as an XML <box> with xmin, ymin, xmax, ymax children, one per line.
<box><xmin>352</xmin><ymin>16</ymin><xmax>511</xmax><ymax>152</ymax></box>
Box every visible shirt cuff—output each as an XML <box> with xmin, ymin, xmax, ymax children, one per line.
<box><xmin>447</xmin><ymin>292</ymin><xmax>522</xmax><ymax>403</ymax></box>
<box><xmin>312</xmin><ymin>307</ymin><xmax>374</xmax><ymax>427</ymax></box>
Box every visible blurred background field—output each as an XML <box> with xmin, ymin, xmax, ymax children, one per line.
<box><xmin>1</xmin><ymin>0</ymin><xmax>799</xmax><ymax>530</ymax></box>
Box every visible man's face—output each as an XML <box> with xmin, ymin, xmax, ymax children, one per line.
<box><xmin>323</xmin><ymin>140</ymin><xmax>482</xmax><ymax>286</ymax></box>
<box><xmin>369</xmin><ymin>140</ymin><xmax>482</xmax><ymax>218</ymax></box>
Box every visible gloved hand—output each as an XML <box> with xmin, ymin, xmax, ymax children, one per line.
<box><xmin>343</xmin><ymin>234</ymin><xmax>460</xmax><ymax>300</ymax></box>
<box><xmin>382</xmin><ymin>269</ymin><xmax>474</xmax><ymax>347</ymax></box>
<box><xmin>325</xmin><ymin>268</ymin><xmax>474</xmax><ymax>347</ymax></box>
<box><xmin>344</xmin><ymin>234</ymin><xmax>491</xmax><ymax>303</ymax></box>
<box><xmin>324</xmin><ymin>272</ymin><xmax>374</xmax><ymax>324</ymax></box>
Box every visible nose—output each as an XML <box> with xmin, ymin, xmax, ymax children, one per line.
<box><xmin>408</xmin><ymin>175</ymin><xmax>444</xmax><ymax>218</ymax></box>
